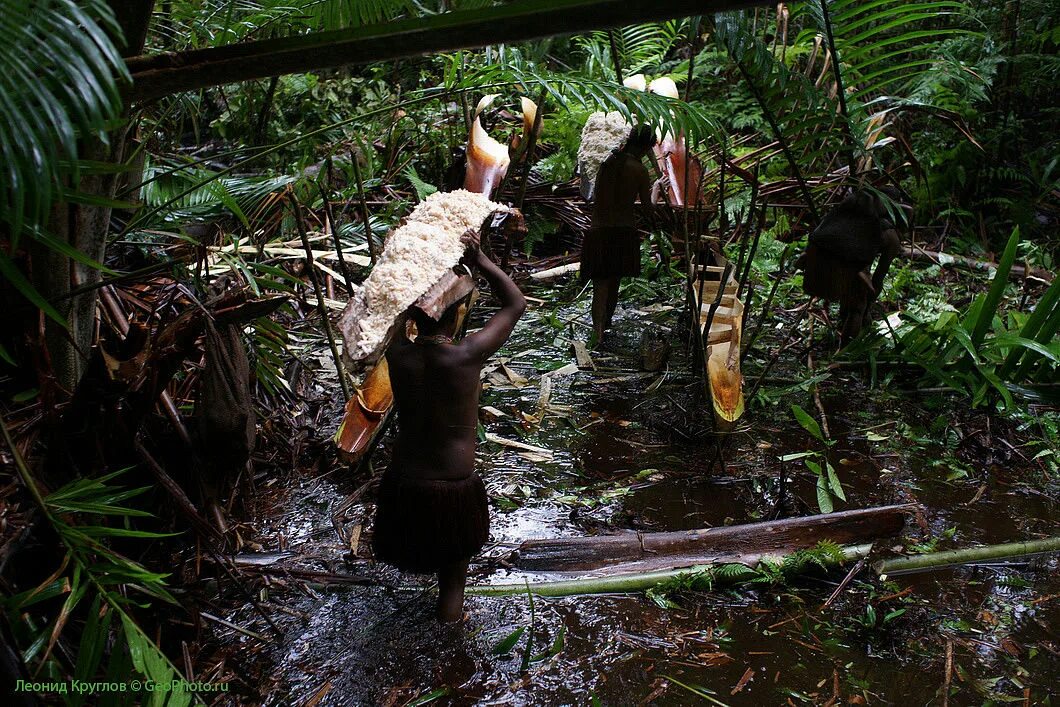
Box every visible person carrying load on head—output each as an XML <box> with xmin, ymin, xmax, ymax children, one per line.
<box><xmin>581</xmin><ymin>124</ymin><xmax>657</xmax><ymax>345</ymax></box>
<box><xmin>371</xmin><ymin>229</ymin><xmax>525</xmax><ymax>623</ymax></box>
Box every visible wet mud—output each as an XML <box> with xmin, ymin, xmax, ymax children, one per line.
<box><xmin>200</xmin><ymin>281</ymin><xmax>1059</xmax><ymax>705</ymax></box>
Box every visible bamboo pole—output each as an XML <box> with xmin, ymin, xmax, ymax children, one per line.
<box><xmin>875</xmin><ymin>536</ymin><xmax>1060</xmax><ymax>578</ymax></box>
<box><xmin>468</xmin><ymin>543</ymin><xmax>872</xmax><ymax>598</ymax></box>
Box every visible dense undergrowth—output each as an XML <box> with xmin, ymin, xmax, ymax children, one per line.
<box><xmin>0</xmin><ymin>0</ymin><xmax>1056</xmax><ymax>703</ymax></box>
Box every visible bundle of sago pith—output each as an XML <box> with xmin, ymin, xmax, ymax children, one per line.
<box><xmin>338</xmin><ymin>189</ymin><xmax>510</xmax><ymax>364</ymax></box>
<box><xmin>577</xmin><ymin>111</ymin><xmax>633</xmax><ymax>201</ymax></box>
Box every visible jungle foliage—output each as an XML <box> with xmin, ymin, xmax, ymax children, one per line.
<box><xmin>0</xmin><ymin>0</ymin><xmax>1056</xmax><ymax>701</ymax></box>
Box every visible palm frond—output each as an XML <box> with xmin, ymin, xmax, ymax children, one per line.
<box><xmin>575</xmin><ymin>20</ymin><xmax>687</xmax><ymax>78</ymax></box>
<box><xmin>451</xmin><ymin>58</ymin><xmax>723</xmax><ymax>147</ymax></box>
<box><xmin>1</xmin><ymin>423</ymin><xmax>195</xmax><ymax>700</ymax></box>
<box><xmin>0</xmin><ymin>0</ymin><xmax>127</xmax><ymax>237</ymax></box>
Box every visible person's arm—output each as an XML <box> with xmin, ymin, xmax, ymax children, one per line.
<box><xmin>635</xmin><ymin>163</ymin><xmax>656</xmax><ymax>230</ymax></box>
<box><xmin>637</xmin><ymin>163</ymin><xmax>653</xmax><ymax>206</ymax></box>
<box><xmin>461</xmin><ymin>244</ymin><xmax>526</xmax><ymax>361</ymax></box>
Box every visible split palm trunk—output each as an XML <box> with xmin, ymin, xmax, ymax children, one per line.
<box><xmin>694</xmin><ymin>253</ymin><xmax>746</xmax><ymax>430</ymax></box>
<box><xmin>468</xmin><ymin>543</ymin><xmax>874</xmax><ymax>598</ymax></box>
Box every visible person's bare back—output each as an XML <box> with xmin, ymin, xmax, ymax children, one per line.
<box><xmin>386</xmin><ymin>332</ymin><xmax>482</xmax><ymax>480</ymax></box>
<box><xmin>581</xmin><ymin>126</ymin><xmax>656</xmax><ymax>344</ymax></box>
<box><xmin>591</xmin><ymin>153</ymin><xmax>652</xmax><ymax>228</ymax></box>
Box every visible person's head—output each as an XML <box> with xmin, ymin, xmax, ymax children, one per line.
<box><xmin>409</xmin><ymin>300</ymin><xmax>462</xmax><ymax>338</ymax></box>
<box><xmin>623</xmin><ymin>124</ymin><xmax>657</xmax><ymax>157</ymax></box>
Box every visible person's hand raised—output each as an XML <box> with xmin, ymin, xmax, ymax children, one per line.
<box><xmin>460</xmin><ymin>229</ymin><xmax>482</xmax><ymax>266</ymax></box>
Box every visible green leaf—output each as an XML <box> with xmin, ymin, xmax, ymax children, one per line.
<box><xmin>816</xmin><ymin>474</ymin><xmax>834</xmax><ymax>514</ymax></box>
<box><xmin>0</xmin><ymin>0</ymin><xmax>127</xmax><ymax>233</ymax></box>
<box><xmin>74</xmin><ymin>595</ymin><xmax>111</xmax><ymax>685</ymax></box>
<box><xmin>12</xmin><ymin>388</ymin><xmax>38</xmax><ymax>403</ymax></box>
<box><xmin>1000</xmin><ymin>275</ymin><xmax>1060</xmax><ymax>376</ymax></box>
<box><xmin>968</xmin><ymin>227</ymin><xmax>1020</xmax><ymax>346</ymax></box>
<box><xmin>826</xmin><ymin>462</ymin><xmax>845</xmax><ymax>502</ymax></box>
<box><xmin>121</xmin><ymin>612</ymin><xmax>147</xmax><ymax>674</ymax></box>
<box><xmin>549</xmin><ymin>625</ymin><xmax>566</xmax><ymax>656</ymax></box>
<box><xmin>405</xmin><ymin>687</ymin><xmax>450</xmax><ymax>707</ymax></box>
<box><xmin>791</xmin><ymin>404</ymin><xmax>824</xmax><ymax>442</ymax></box>
<box><xmin>491</xmin><ymin>626</ymin><xmax>525</xmax><ymax>655</ymax></box>
<box><xmin>779</xmin><ymin>451</ymin><xmax>816</xmax><ymax>462</ymax></box>
<box><xmin>404</xmin><ymin>165</ymin><xmax>438</xmax><ymax>202</ymax></box>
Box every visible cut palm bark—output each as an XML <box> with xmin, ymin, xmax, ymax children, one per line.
<box><xmin>694</xmin><ymin>254</ymin><xmax>745</xmax><ymax>430</ymax></box>
<box><xmin>464</xmin><ymin>95</ymin><xmax>510</xmax><ymax>197</ymax></box>
<box><xmin>875</xmin><ymin>536</ymin><xmax>1060</xmax><ymax>578</ymax></box>
<box><xmin>334</xmin><ymin>358</ymin><xmax>395</xmax><ymax>465</ymax></box>
<box><xmin>516</xmin><ymin>504</ymin><xmax>913</xmax><ymax>573</ymax></box>
<box><xmin>469</xmin><ymin>543</ymin><xmax>873</xmax><ymax>597</ymax></box>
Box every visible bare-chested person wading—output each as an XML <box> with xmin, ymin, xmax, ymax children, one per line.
<box><xmin>371</xmin><ymin>231</ymin><xmax>525</xmax><ymax>622</ymax></box>
<box><xmin>582</xmin><ymin>124</ymin><xmax>657</xmax><ymax>345</ymax></box>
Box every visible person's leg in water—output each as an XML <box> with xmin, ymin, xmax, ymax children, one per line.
<box><xmin>591</xmin><ymin>278</ymin><xmax>609</xmax><ymax>344</ymax></box>
<box><xmin>605</xmin><ymin>277</ymin><xmax>620</xmax><ymax>329</ymax></box>
<box><xmin>437</xmin><ymin>558</ymin><xmax>470</xmax><ymax>622</ymax></box>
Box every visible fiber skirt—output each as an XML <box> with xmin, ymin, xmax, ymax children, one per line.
<box><xmin>580</xmin><ymin>226</ymin><xmax>641</xmax><ymax>282</ymax></box>
<box><xmin>371</xmin><ymin>468</ymin><xmax>489</xmax><ymax>573</ymax></box>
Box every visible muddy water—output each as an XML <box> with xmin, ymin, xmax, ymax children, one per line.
<box><xmin>206</xmin><ymin>282</ymin><xmax>1059</xmax><ymax>706</ymax></box>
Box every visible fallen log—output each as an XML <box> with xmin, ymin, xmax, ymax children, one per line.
<box><xmin>468</xmin><ymin>543</ymin><xmax>873</xmax><ymax>597</ymax></box>
<box><xmin>515</xmin><ymin>504</ymin><xmax>913</xmax><ymax>573</ymax></box>
<box><xmin>875</xmin><ymin>535</ymin><xmax>1060</xmax><ymax>578</ymax></box>
<box><xmin>529</xmin><ymin>262</ymin><xmax>581</xmax><ymax>281</ymax></box>
<box><xmin>903</xmin><ymin>245</ymin><xmax>1054</xmax><ymax>283</ymax></box>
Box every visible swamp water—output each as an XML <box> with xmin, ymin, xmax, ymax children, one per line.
<box><xmin>201</xmin><ymin>283</ymin><xmax>1059</xmax><ymax>705</ymax></box>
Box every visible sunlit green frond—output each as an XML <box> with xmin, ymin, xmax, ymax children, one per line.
<box><xmin>450</xmin><ymin>58</ymin><xmax>722</xmax><ymax>147</ymax></box>
<box><xmin>0</xmin><ymin>0</ymin><xmax>127</xmax><ymax>236</ymax></box>
<box><xmin>575</xmin><ymin>20</ymin><xmax>687</xmax><ymax>79</ymax></box>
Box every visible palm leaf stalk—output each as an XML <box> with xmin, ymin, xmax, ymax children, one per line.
<box><xmin>290</xmin><ymin>192</ymin><xmax>352</xmax><ymax>401</ymax></box>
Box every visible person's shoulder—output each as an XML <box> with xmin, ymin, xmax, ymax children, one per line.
<box><xmin>430</xmin><ymin>339</ymin><xmax>476</xmax><ymax>361</ymax></box>
<box><xmin>622</xmin><ymin>154</ymin><xmax>649</xmax><ymax>174</ymax></box>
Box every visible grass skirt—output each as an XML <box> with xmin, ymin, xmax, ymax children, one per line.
<box><xmin>371</xmin><ymin>468</ymin><xmax>489</xmax><ymax>573</ymax></box>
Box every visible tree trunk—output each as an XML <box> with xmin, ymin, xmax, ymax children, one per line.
<box><xmin>30</xmin><ymin>2</ymin><xmax>154</xmax><ymax>393</ymax></box>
